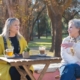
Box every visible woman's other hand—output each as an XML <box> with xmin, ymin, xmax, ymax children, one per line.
<box><xmin>61</xmin><ymin>42</ymin><xmax>74</xmax><ymax>48</ymax></box>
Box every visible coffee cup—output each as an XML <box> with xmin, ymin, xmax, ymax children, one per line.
<box><xmin>39</xmin><ymin>46</ymin><xmax>46</xmax><ymax>54</ymax></box>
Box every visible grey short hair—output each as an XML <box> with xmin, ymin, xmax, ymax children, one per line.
<box><xmin>1</xmin><ymin>17</ymin><xmax>22</xmax><ymax>39</ymax></box>
<box><xmin>68</xmin><ymin>19</ymin><xmax>80</xmax><ymax>29</ymax></box>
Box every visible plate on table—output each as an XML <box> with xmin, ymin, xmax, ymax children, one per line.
<box><xmin>5</xmin><ymin>54</ymin><xmax>15</xmax><ymax>58</ymax></box>
<box><xmin>38</xmin><ymin>53</ymin><xmax>47</xmax><ymax>57</ymax></box>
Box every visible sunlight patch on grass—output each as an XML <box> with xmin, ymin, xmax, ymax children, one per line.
<box><xmin>33</xmin><ymin>42</ymin><xmax>51</xmax><ymax>44</ymax></box>
<box><xmin>28</xmin><ymin>36</ymin><xmax>51</xmax><ymax>49</ymax></box>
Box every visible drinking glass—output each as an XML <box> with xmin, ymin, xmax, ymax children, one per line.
<box><xmin>5</xmin><ymin>46</ymin><xmax>14</xmax><ymax>57</ymax></box>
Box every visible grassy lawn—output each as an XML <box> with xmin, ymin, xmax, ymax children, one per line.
<box><xmin>28</xmin><ymin>35</ymin><xmax>68</xmax><ymax>56</ymax></box>
<box><xmin>28</xmin><ymin>36</ymin><xmax>54</xmax><ymax>56</ymax></box>
<box><xmin>28</xmin><ymin>36</ymin><xmax>52</xmax><ymax>50</ymax></box>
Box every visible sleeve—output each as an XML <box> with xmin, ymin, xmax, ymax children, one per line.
<box><xmin>72</xmin><ymin>42</ymin><xmax>80</xmax><ymax>59</ymax></box>
<box><xmin>0</xmin><ymin>44</ymin><xmax>3</xmax><ymax>55</ymax></box>
<box><xmin>0</xmin><ymin>36</ymin><xmax>8</xmax><ymax>64</ymax></box>
<box><xmin>0</xmin><ymin>36</ymin><xmax>4</xmax><ymax>55</ymax></box>
<box><xmin>61</xmin><ymin>38</ymin><xmax>78</xmax><ymax>64</ymax></box>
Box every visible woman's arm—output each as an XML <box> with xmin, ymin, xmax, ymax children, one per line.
<box><xmin>72</xmin><ymin>42</ymin><xmax>80</xmax><ymax>59</ymax></box>
<box><xmin>61</xmin><ymin>38</ymin><xmax>78</xmax><ymax>63</ymax></box>
<box><xmin>61</xmin><ymin>47</ymin><xmax>78</xmax><ymax>63</ymax></box>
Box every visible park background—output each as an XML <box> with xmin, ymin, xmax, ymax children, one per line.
<box><xmin>0</xmin><ymin>0</ymin><xmax>80</xmax><ymax>57</ymax></box>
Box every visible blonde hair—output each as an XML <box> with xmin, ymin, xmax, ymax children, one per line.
<box><xmin>1</xmin><ymin>17</ymin><xmax>22</xmax><ymax>39</ymax></box>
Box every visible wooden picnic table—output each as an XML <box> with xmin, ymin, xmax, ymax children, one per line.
<box><xmin>0</xmin><ymin>55</ymin><xmax>61</xmax><ymax>80</ymax></box>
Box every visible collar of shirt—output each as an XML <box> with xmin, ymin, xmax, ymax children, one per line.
<box><xmin>70</xmin><ymin>36</ymin><xmax>80</xmax><ymax>43</ymax></box>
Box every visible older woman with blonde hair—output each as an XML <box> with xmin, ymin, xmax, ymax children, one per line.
<box><xmin>60</xmin><ymin>19</ymin><xmax>80</xmax><ymax>80</ymax></box>
<box><xmin>0</xmin><ymin>18</ymin><xmax>33</xmax><ymax>80</ymax></box>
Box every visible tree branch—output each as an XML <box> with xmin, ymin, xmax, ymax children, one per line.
<box><xmin>51</xmin><ymin>0</ymin><xmax>58</xmax><ymax>6</ymax></box>
<box><xmin>29</xmin><ymin>5</ymin><xmax>46</xmax><ymax>40</ymax></box>
<box><xmin>63</xmin><ymin>10</ymin><xmax>80</xmax><ymax>24</ymax></box>
<box><xmin>72</xmin><ymin>10</ymin><xmax>80</xmax><ymax>17</ymax></box>
<box><xmin>31</xmin><ymin>0</ymin><xmax>38</xmax><ymax>11</ymax></box>
<box><xmin>62</xmin><ymin>0</ymin><xmax>72</xmax><ymax>12</ymax></box>
<box><xmin>33</xmin><ymin>5</ymin><xmax>46</xmax><ymax>26</ymax></box>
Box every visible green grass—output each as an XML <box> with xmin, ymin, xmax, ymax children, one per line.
<box><xmin>28</xmin><ymin>34</ymin><xmax>68</xmax><ymax>49</ymax></box>
<box><xmin>28</xmin><ymin>36</ymin><xmax>51</xmax><ymax>50</ymax></box>
<box><xmin>28</xmin><ymin>35</ymin><xmax>68</xmax><ymax>56</ymax></box>
<box><xmin>28</xmin><ymin>36</ymin><xmax>54</xmax><ymax>56</ymax></box>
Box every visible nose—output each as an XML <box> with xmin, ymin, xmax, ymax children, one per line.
<box><xmin>17</xmin><ymin>25</ymin><xmax>20</xmax><ymax>28</ymax></box>
<box><xmin>16</xmin><ymin>26</ymin><xmax>19</xmax><ymax>30</ymax></box>
<box><xmin>68</xmin><ymin>28</ymin><xmax>71</xmax><ymax>33</ymax></box>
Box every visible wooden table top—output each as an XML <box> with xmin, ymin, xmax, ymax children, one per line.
<box><xmin>0</xmin><ymin>55</ymin><xmax>61</xmax><ymax>63</ymax></box>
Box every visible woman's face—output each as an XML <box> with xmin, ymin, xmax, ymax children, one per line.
<box><xmin>9</xmin><ymin>20</ymin><xmax>20</xmax><ymax>34</ymax></box>
<box><xmin>68</xmin><ymin>23</ymin><xmax>79</xmax><ymax>37</ymax></box>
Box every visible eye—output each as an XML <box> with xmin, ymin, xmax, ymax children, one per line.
<box><xmin>68</xmin><ymin>26</ymin><xmax>73</xmax><ymax>29</ymax></box>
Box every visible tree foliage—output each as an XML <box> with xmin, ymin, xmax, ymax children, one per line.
<box><xmin>0</xmin><ymin>0</ymin><xmax>46</xmax><ymax>42</ymax></box>
<box><xmin>0</xmin><ymin>0</ymin><xmax>80</xmax><ymax>57</ymax></box>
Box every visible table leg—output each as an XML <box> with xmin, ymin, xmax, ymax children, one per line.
<box><xmin>38</xmin><ymin>62</ymin><xmax>50</xmax><ymax>80</ymax></box>
<box><xmin>23</xmin><ymin>65</ymin><xmax>36</xmax><ymax>80</ymax></box>
<box><xmin>15</xmin><ymin>66</ymin><xmax>28</xmax><ymax>80</ymax></box>
<box><xmin>27</xmin><ymin>65</ymin><xmax>31</xmax><ymax>69</ymax></box>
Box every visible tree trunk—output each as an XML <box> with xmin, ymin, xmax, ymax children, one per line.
<box><xmin>30</xmin><ymin>5</ymin><xmax>46</xmax><ymax>41</ymax></box>
<box><xmin>48</xmin><ymin>6</ymin><xmax>62</xmax><ymax>57</ymax></box>
<box><xmin>54</xmin><ymin>14</ymin><xmax>62</xmax><ymax>57</ymax></box>
<box><xmin>50</xmin><ymin>35</ymin><xmax>54</xmax><ymax>52</ymax></box>
<box><xmin>46</xmin><ymin>0</ymin><xmax>72</xmax><ymax>57</ymax></box>
<box><xmin>38</xmin><ymin>20</ymin><xmax>40</xmax><ymax>39</ymax></box>
<box><xmin>47</xmin><ymin>7</ymin><xmax>55</xmax><ymax>52</ymax></box>
<box><xmin>19</xmin><ymin>22</ymin><xmax>30</xmax><ymax>42</ymax></box>
<box><xmin>50</xmin><ymin>14</ymin><xmax>62</xmax><ymax>57</ymax></box>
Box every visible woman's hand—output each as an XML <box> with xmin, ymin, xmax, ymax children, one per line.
<box><xmin>61</xmin><ymin>42</ymin><xmax>74</xmax><ymax>48</ymax></box>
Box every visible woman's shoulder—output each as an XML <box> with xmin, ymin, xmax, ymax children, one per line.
<box><xmin>62</xmin><ymin>36</ymin><xmax>70</xmax><ymax>42</ymax></box>
<box><xmin>19</xmin><ymin>35</ymin><xmax>27</xmax><ymax>42</ymax></box>
<box><xmin>20</xmin><ymin>35</ymin><xmax>25</xmax><ymax>40</ymax></box>
<box><xmin>19</xmin><ymin>35</ymin><xmax>27</xmax><ymax>45</ymax></box>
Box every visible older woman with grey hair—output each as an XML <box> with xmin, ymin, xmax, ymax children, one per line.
<box><xmin>60</xmin><ymin>19</ymin><xmax>80</xmax><ymax>80</ymax></box>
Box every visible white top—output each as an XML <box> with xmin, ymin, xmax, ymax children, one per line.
<box><xmin>61</xmin><ymin>36</ymin><xmax>80</xmax><ymax>65</ymax></box>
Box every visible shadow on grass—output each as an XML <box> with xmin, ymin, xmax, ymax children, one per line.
<box><xmin>28</xmin><ymin>36</ymin><xmax>51</xmax><ymax>50</ymax></box>
<box><xmin>28</xmin><ymin>36</ymin><xmax>54</xmax><ymax>56</ymax></box>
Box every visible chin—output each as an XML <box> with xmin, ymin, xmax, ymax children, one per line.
<box><xmin>69</xmin><ymin>34</ymin><xmax>73</xmax><ymax>37</ymax></box>
<box><xmin>14</xmin><ymin>32</ymin><xmax>17</xmax><ymax>35</ymax></box>
<box><xmin>70</xmin><ymin>36</ymin><xmax>74</xmax><ymax>38</ymax></box>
